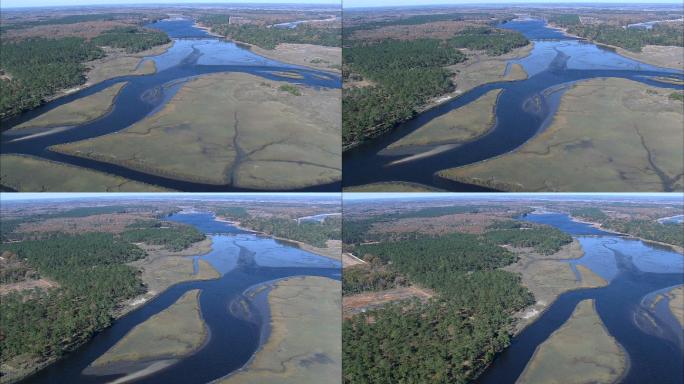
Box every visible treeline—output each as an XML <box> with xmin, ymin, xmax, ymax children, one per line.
<box><xmin>566</xmin><ymin>207</ymin><xmax>683</xmax><ymax>248</ymax></box>
<box><xmin>343</xmin><ymin>231</ymin><xmax>533</xmax><ymax>383</ymax></box>
<box><xmin>0</xmin><ymin>37</ymin><xmax>104</xmax><ymax>118</ymax></box>
<box><xmin>569</xmin><ymin>207</ymin><xmax>608</xmax><ymax>221</ymax></box>
<box><xmin>342</xmin><ymin>37</ymin><xmax>465</xmax><ymax>146</ymax></box>
<box><xmin>483</xmin><ymin>223</ymin><xmax>573</xmax><ymax>255</ymax></box>
<box><xmin>240</xmin><ymin>215</ymin><xmax>341</xmax><ymax>248</ymax></box>
<box><xmin>449</xmin><ymin>27</ymin><xmax>529</xmax><ymax>56</ymax></box>
<box><xmin>568</xmin><ymin>23</ymin><xmax>684</xmax><ymax>52</ymax></box>
<box><xmin>604</xmin><ymin>219</ymin><xmax>684</xmax><ymax>248</ymax></box>
<box><xmin>215</xmin><ymin>207</ymin><xmax>250</xmax><ymax>220</ymax></box>
<box><xmin>121</xmin><ymin>222</ymin><xmax>205</xmax><ymax>251</ymax></box>
<box><xmin>0</xmin><ymin>233</ymin><xmax>146</xmax><ymax>362</ymax></box>
<box><xmin>343</xmin><ymin>206</ymin><xmax>479</xmax><ymax>244</ymax></box>
<box><xmin>545</xmin><ymin>14</ymin><xmax>581</xmax><ymax>27</ymax></box>
<box><xmin>199</xmin><ymin>18</ymin><xmax>341</xmax><ymax>49</ymax></box>
<box><xmin>91</xmin><ymin>26</ymin><xmax>170</xmax><ymax>53</ymax></box>
<box><xmin>342</xmin><ymin>28</ymin><xmax>527</xmax><ymax>148</ymax></box>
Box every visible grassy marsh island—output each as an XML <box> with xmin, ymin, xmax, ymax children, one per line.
<box><xmin>219</xmin><ymin>277</ymin><xmax>341</xmax><ymax>384</ymax></box>
<box><xmin>52</xmin><ymin>72</ymin><xmax>341</xmax><ymax>189</ymax></box>
<box><xmin>0</xmin><ymin>154</ymin><xmax>167</xmax><ymax>192</ymax></box>
<box><xmin>440</xmin><ymin>77</ymin><xmax>684</xmax><ymax>192</ymax></box>
<box><xmin>13</xmin><ymin>82</ymin><xmax>127</xmax><ymax>130</ymax></box>
<box><xmin>517</xmin><ymin>299</ymin><xmax>627</xmax><ymax>384</ymax></box>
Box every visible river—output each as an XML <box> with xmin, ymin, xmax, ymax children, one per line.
<box><xmin>0</xmin><ymin>18</ymin><xmax>341</xmax><ymax>192</ymax></box>
<box><xmin>341</xmin><ymin>18</ymin><xmax>684</xmax><ymax>190</ymax></box>
<box><xmin>18</xmin><ymin>212</ymin><xmax>341</xmax><ymax>384</ymax></box>
<box><xmin>477</xmin><ymin>212</ymin><xmax>684</xmax><ymax>384</ymax></box>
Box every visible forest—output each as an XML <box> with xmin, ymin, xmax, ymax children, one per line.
<box><xmin>342</xmin><ymin>28</ymin><xmax>527</xmax><ymax>147</ymax></box>
<box><xmin>545</xmin><ymin>14</ymin><xmax>581</xmax><ymax>28</ymax></box>
<box><xmin>483</xmin><ymin>222</ymin><xmax>573</xmax><ymax>254</ymax></box>
<box><xmin>0</xmin><ymin>37</ymin><xmax>104</xmax><ymax>118</ymax></box>
<box><xmin>198</xmin><ymin>18</ymin><xmax>341</xmax><ymax>49</ymax></box>
<box><xmin>567</xmin><ymin>23</ymin><xmax>684</xmax><ymax>51</ymax></box>
<box><xmin>604</xmin><ymin>219</ymin><xmax>684</xmax><ymax>248</ymax></box>
<box><xmin>0</xmin><ymin>25</ymin><xmax>168</xmax><ymax>118</ymax></box>
<box><xmin>239</xmin><ymin>215</ymin><xmax>341</xmax><ymax>248</ymax></box>
<box><xmin>0</xmin><ymin>233</ymin><xmax>146</xmax><ymax>363</ymax></box>
<box><xmin>343</xmin><ymin>230</ymin><xmax>534</xmax><ymax>383</ymax></box>
<box><xmin>448</xmin><ymin>27</ymin><xmax>529</xmax><ymax>56</ymax></box>
<box><xmin>215</xmin><ymin>207</ymin><xmax>250</xmax><ymax>220</ymax></box>
<box><xmin>91</xmin><ymin>26</ymin><xmax>170</xmax><ymax>53</ymax></box>
<box><xmin>568</xmin><ymin>207</ymin><xmax>609</xmax><ymax>221</ymax></box>
<box><xmin>121</xmin><ymin>221</ymin><xmax>205</xmax><ymax>251</ymax></box>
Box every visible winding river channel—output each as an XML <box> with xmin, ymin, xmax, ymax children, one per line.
<box><xmin>342</xmin><ymin>19</ymin><xmax>684</xmax><ymax>190</ymax></box>
<box><xmin>477</xmin><ymin>212</ymin><xmax>684</xmax><ymax>384</ymax></box>
<box><xmin>0</xmin><ymin>18</ymin><xmax>341</xmax><ymax>192</ymax></box>
<box><xmin>19</xmin><ymin>212</ymin><xmax>341</xmax><ymax>384</ymax></box>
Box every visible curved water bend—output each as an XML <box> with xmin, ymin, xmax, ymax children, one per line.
<box><xmin>19</xmin><ymin>213</ymin><xmax>341</xmax><ymax>384</ymax></box>
<box><xmin>477</xmin><ymin>213</ymin><xmax>684</xmax><ymax>384</ymax></box>
<box><xmin>1</xmin><ymin>18</ymin><xmax>342</xmax><ymax>192</ymax></box>
<box><xmin>342</xmin><ymin>19</ymin><xmax>684</xmax><ymax>190</ymax></box>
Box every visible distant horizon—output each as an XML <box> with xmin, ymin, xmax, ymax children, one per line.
<box><xmin>0</xmin><ymin>193</ymin><xmax>341</xmax><ymax>202</ymax></box>
<box><xmin>0</xmin><ymin>0</ymin><xmax>340</xmax><ymax>9</ymax></box>
<box><xmin>344</xmin><ymin>0</ymin><xmax>683</xmax><ymax>8</ymax></box>
<box><xmin>343</xmin><ymin>193</ymin><xmax>684</xmax><ymax>201</ymax></box>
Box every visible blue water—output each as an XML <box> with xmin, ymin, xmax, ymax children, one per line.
<box><xmin>478</xmin><ymin>212</ymin><xmax>684</xmax><ymax>384</ymax></box>
<box><xmin>1</xmin><ymin>18</ymin><xmax>341</xmax><ymax>192</ymax></box>
<box><xmin>20</xmin><ymin>213</ymin><xmax>340</xmax><ymax>384</ymax></box>
<box><xmin>342</xmin><ymin>19</ymin><xmax>683</xmax><ymax>190</ymax></box>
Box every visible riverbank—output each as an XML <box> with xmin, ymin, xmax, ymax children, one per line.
<box><xmin>439</xmin><ymin>77</ymin><xmax>684</xmax><ymax>192</ymax></box>
<box><xmin>217</xmin><ymin>276</ymin><xmax>340</xmax><ymax>384</ymax></box>
<box><xmin>51</xmin><ymin>72</ymin><xmax>341</xmax><ymax>190</ymax></box>
<box><xmin>214</xmin><ymin>217</ymin><xmax>341</xmax><ymax>261</ymax></box>
<box><xmin>516</xmin><ymin>299</ymin><xmax>628</xmax><ymax>384</ymax></box>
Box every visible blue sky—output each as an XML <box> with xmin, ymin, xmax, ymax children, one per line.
<box><xmin>1</xmin><ymin>0</ymin><xmax>339</xmax><ymax>8</ymax></box>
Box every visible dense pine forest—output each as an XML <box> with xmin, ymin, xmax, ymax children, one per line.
<box><xmin>121</xmin><ymin>220</ymin><xmax>205</xmax><ymax>251</ymax></box>
<box><xmin>91</xmin><ymin>27</ymin><xmax>169</xmax><ymax>53</ymax></box>
<box><xmin>0</xmin><ymin>233</ymin><xmax>146</xmax><ymax>363</ymax></box>
<box><xmin>213</xmin><ymin>208</ymin><xmax>341</xmax><ymax>248</ymax></box>
<box><xmin>342</xmin><ymin>27</ymin><xmax>528</xmax><ymax>148</ymax></box>
<box><xmin>198</xmin><ymin>16</ymin><xmax>340</xmax><ymax>49</ymax></box>
<box><xmin>568</xmin><ymin>207</ymin><xmax>684</xmax><ymax>248</ymax></box>
<box><xmin>567</xmin><ymin>23</ymin><xmax>683</xmax><ymax>52</ymax></box>
<box><xmin>343</xmin><ymin>229</ymin><xmax>536</xmax><ymax>383</ymax></box>
<box><xmin>0</xmin><ymin>27</ymin><xmax>168</xmax><ymax>118</ymax></box>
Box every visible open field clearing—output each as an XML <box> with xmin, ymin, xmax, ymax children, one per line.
<box><xmin>0</xmin><ymin>154</ymin><xmax>166</xmax><ymax>192</ymax></box>
<box><xmin>342</xmin><ymin>286</ymin><xmax>433</xmax><ymax>319</ymax></box>
<box><xmin>517</xmin><ymin>299</ymin><xmax>627</xmax><ymax>384</ymax></box>
<box><xmin>440</xmin><ymin>78</ymin><xmax>684</xmax><ymax>192</ymax></box>
<box><xmin>249</xmin><ymin>43</ymin><xmax>341</xmax><ymax>72</ymax></box>
<box><xmin>90</xmin><ymin>289</ymin><xmax>207</xmax><ymax>368</ymax></box>
<box><xmin>53</xmin><ymin>72</ymin><xmax>341</xmax><ymax>189</ymax></box>
<box><xmin>14</xmin><ymin>82</ymin><xmax>126</xmax><ymax>130</ymax></box>
<box><xmin>389</xmin><ymin>89</ymin><xmax>501</xmax><ymax>149</ymax></box>
<box><xmin>219</xmin><ymin>276</ymin><xmax>340</xmax><ymax>384</ymax></box>
<box><xmin>16</xmin><ymin>213</ymin><xmax>155</xmax><ymax>234</ymax></box>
